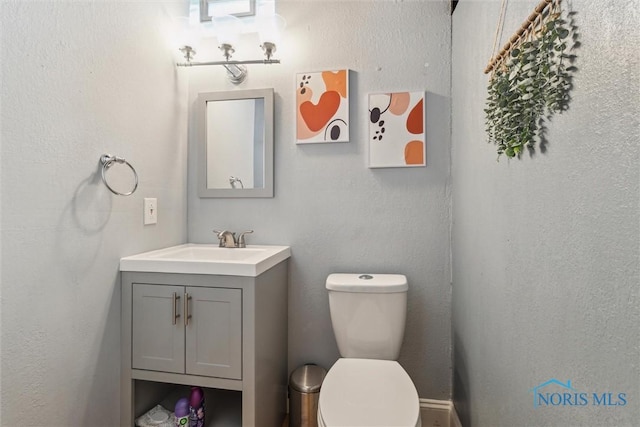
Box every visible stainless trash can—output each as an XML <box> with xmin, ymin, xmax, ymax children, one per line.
<box><xmin>289</xmin><ymin>364</ymin><xmax>327</xmax><ymax>427</ymax></box>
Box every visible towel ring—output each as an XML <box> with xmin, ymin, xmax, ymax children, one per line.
<box><xmin>100</xmin><ymin>154</ymin><xmax>138</xmax><ymax>196</ymax></box>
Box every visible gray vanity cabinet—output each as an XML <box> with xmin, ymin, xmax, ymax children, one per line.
<box><xmin>132</xmin><ymin>284</ymin><xmax>242</xmax><ymax>379</ymax></box>
<box><xmin>120</xmin><ymin>260</ymin><xmax>288</xmax><ymax>427</ymax></box>
<box><xmin>132</xmin><ymin>284</ymin><xmax>185</xmax><ymax>374</ymax></box>
<box><xmin>185</xmin><ymin>286</ymin><xmax>242</xmax><ymax>379</ymax></box>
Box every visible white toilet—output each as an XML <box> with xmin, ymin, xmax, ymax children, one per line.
<box><xmin>318</xmin><ymin>273</ymin><xmax>421</xmax><ymax>427</ymax></box>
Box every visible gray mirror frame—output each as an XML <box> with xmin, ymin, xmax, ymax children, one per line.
<box><xmin>197</xmin><ymin>88</ymin><xmax>274</xmax><ymax>198</ymax></box>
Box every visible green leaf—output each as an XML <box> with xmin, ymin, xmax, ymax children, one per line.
<box><xmin>520</xmin><ymin>77</ymin><xmax>533</xmax><ymax>86</ymax></box>
<box><xmin>484</xmin><ymin>9</ymin><xmax>576</xmax><ymax>161</ymax></box>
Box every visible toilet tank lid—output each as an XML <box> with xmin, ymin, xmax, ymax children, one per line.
<box><xmin>326</xmin><ymin>274</ymin><xmax>408</xmax><ymax>293</ymax></box>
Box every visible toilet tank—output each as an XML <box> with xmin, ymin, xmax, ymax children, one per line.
<box><xmin>326</xmin><ymin>274</ymin><xmax>408</xmax><ymax>360</ymax></box>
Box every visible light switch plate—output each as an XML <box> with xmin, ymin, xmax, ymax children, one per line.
<box><xmin>144</xmin><ymin>198</ymin><xmax>157</xmax><ymax>225</ymax></box>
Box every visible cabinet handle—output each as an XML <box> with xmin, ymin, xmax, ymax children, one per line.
<box><xmin>172</xmin><ymin>292</ymin><xmax>181</xmax><ymax>325</ymax></box>
<box><xmin>184</xmin><ymin>293</ymin><xmax>192</xmax><ymax>326</ymax></box>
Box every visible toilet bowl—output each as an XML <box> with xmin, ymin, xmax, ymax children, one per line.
<box><xmin>318</xmin><ymin>274</ymin><xmax>421</xmax><ymax>427</ymax></box>
<box><xmin>317</xmin><ymin>358</ymin><xmax>421</xmax><ymax>427</ymax></box>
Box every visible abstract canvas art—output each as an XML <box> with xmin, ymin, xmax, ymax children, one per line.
<box><xmin>368</xmin><ymin>91</ymin><xmax>425</xmax><ymax>168</ymax></box>
<box><xmin>296</xmin><ymin>70</ymin><xmax>349</xmax><ymax>144</ymax></box>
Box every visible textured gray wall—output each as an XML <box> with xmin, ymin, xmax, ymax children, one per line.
<box><xmin>0</xmin><ymin>2</ymin><xmax>188</xmax><ymax>425</ymax></box>
<box><xmin>452</xmin><ymin>0</ymin><xmax>639</xmax><ymax>425</ymax></box>
<box><xmin>187</xmin><ymin>0</ymin><xmax>453</xmax><ymax>399</ymax></box>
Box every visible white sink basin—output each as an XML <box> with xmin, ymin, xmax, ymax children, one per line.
<box><xmin>120</xmin><ymin>244</ymin><xmax>291</xmax><ymax>277</ymax></box>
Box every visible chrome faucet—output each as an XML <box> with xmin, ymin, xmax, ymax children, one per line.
<box><xmin>213</xmin><ymin>229</ymin><xmax>254</xmax><ymax>248</ymax></box>
<box><xmin>237</xmin><ymin>230</ymin><xmax>253</xmax><ymax>248</ymax></box>
<box><xmin>229</xmin><ymin>176</ymin><xmax>244</xmax><ymax>189</ymax></box>
<box><xmin>214</xmin><ymin>230</ymin><xmax>236</xmax><ymax>248</ymax></box>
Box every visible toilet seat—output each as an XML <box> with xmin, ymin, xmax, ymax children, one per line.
<box><xmin>318</xmin><ymin>358</ymin><xmax>421</xmax><ymax>427</ymax></box>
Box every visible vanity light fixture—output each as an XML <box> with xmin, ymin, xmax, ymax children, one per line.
<box><xmin>176</xmin><ymin>13</ymin><xmax>285</xmax><ymax>84</ymax></box>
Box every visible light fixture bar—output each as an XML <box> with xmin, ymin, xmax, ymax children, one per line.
<box><xmin>177</xmin><ymin>59</ymin><xmax>280</xmax><ymax>67</ymax></box>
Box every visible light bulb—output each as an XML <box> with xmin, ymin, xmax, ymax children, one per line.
<box><xmin>257</xmin><ymin>14</ymin><xmax>286</xmax><ymax>60</ymax></box>
<box><xmin>257</xmin><ymin>13</ymin><xmax>286</xmax><ymax>46</ymax></box>
<box><xmin>212</xmin><ymin>14</ymin><xmax>243</xmax><ymax>48</ymax></box>
<box><xmin>172</xmin><ymin>16</ymin><xmax>201</xmax><ymax>61</ymax></box>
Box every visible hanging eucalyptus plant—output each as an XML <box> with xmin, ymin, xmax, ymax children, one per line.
<box><xmin>485</xmin><ymin>11</ymin><xmax>576</xmax><ymax>159</ymax></box>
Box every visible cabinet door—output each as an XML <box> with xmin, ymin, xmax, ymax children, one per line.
<box><xmin>132</xmin><ymin>284</ymin><xmax>185</xmax><ymax>374</ymax></box>
<box><xmin>185</xmin><ymin>287</ymin><xmax>242</xmax><ymax>379</ymax></box>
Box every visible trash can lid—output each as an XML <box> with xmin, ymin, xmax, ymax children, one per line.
<box><xmin>290</xmin><ymin>364</ymin><xmax>327</xmax><ymax>393</ymax></box>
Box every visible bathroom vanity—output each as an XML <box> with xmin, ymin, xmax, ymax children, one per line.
<box><xmin>120</xmin><ymin>244</ymin><xmax>290</xmax><ymax>427</ymax></box>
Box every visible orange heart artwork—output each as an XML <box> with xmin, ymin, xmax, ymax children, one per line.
<box><xmin>300</xmin><ymin>91</ymin><xmax>341</xmax><ymax>132</ymax></box>
<box><xmin>296</xmin><ymin>70</ymin><xmax>349</xmax><ymax>143</ymax></box>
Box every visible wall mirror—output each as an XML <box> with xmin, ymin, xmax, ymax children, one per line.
<box><xmin>197</xmin><ymin>88</ymin><xmax>274</xmax><ymax>198</ymax></box>
<box><xmin>200</xmin><ymin>0</ymin><xmax>256</xmax><ymax>22</ymax></box>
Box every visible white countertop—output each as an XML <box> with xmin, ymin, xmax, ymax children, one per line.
<box><xmin>120</xmin><ymin>244</ymin><xmax>291</xmax><ymax>277</ymax></box>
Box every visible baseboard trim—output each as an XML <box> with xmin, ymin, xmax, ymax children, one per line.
<box><xmin>450</xmin><ymin>405</ymin><xmax>462</xmax><ymax>427</ymax></box>
<box><xmin>420</xmin><ymin>398</ymin><xmax>451</xmax><ymax>411</ymax></box>
<box><xmin>419</xmin><ymin>398</ymin><xmax>462</xmax><ymax>427</ymax></box>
